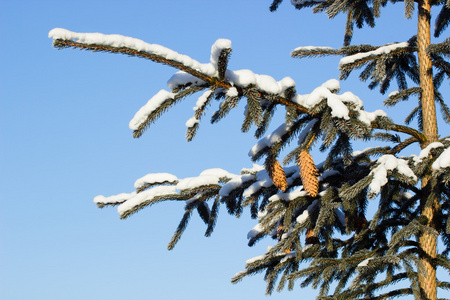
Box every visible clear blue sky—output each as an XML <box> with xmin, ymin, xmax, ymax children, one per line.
<box><xmin>0</xmin><ymin>1</ymin><xmax>448</xmax><ymax>300</ymax></box>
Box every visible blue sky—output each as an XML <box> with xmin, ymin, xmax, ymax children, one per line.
<box><xmin>1</xmin><ymin>1</ymin><xmax>448</xmax><ymax>300</ymax></box>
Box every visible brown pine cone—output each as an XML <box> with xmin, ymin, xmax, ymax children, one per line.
<box><xmin>297</xmin><ymin>150</ymin><xmax>319</xmax><ymax>197</ymax></box>
<box><xmin>267</xmin><ymin>159</ymin><xmax>288</xmax><ymax>191</ymax></box>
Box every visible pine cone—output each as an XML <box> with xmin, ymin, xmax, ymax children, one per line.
<box><xmin>297</xmin><ymin>150</ymin><xmax>319</xmax><ymax>197</ymax></box>
<box><xmin>267</xmin><ymin>159</ymin><xmax>288</xmax><ymax>191</ymax></box>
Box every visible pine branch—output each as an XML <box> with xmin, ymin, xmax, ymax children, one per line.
<box><xmin>167</xmin><ymin>206</ymin><xmax>194</xmax><ymax>250</ymax></box>
<box><xmin>383</xmin><ymin>87</ymin><xmax>422</xmax><ymax>107</ymax></box>
<box><xmin>434</xmin><ymin>5</ymin><xmax>450</xmax><ymax>38</ymax></box>
<box><xmin>269</xmin><ymin>0</ymin><xmax>284</xmax><ymax>12</ymax></box>
<box><xmin>205</xmin><ymin>195</ymin><xmax>220</xmax><ymax>237</ymax></box>
<box><xmin>365</xmin><ymin>288</ymin><xmax>412</xmax><ymax>300</ymax></box>
<box><xmin>217</xmin><ymin>50</ymin><xmax>231</xmax><ymax>80</ymax></box>
<box><xmin>53</xmin><ymin>39</ymin><xmax>216</xmax><ymax>86</ymax></box>
<box><xmin>291</xmin><ymin>44</ymin><xmax>377</xmax><ymax>59</ymax></box>
<box><xmin>371</xmin><ymin>121</ymin><xmax>427</xmax><ymax>145</ymax></box>
<box><xmin>339</xmin><ymin>43</ymin><xmax>413</xmax><ymax>77</ymax></box>
<box><xmin>428</xmin><ymin>38</ymin><xmax>450</xmax><ymax>55</ymax></box>
<box><xmin>387</xmin><ymin>137</ymin><xmax>419</xmax><ymax>155</ymax></box>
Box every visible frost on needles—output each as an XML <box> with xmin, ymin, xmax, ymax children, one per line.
<box><xmin>50</xmin><ymin>3</ymin><xmax>450</xmax><ymax>297</ymax></box>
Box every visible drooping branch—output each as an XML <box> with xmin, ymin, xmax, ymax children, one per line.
<box><xmin>371</xmin><ymin>122</ymin><xmax>427</xmax><ymax>145</ymax></box>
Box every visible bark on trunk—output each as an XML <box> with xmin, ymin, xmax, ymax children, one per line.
<box><xmin>417</xmin><ymin>1</ymin><xmax>439</xmax><ymax>299</ymax></box>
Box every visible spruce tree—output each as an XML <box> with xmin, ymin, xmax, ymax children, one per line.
<box><xmin>49</xmin><ymin>1</ymin><xmax>450</xmax><ymax>299</ymax></box>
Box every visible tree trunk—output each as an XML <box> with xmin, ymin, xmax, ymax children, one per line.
<box><xmin>417</xmin><ymin>1</ymin><xmax>438</xmax><ymax>299</ymax></box>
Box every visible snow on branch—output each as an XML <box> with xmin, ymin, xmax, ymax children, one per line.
<box><xmin>176</xmin><ymin>175</ymin><xmax>221</xmax><ymax>191</ymax></box>
<box><xmin>53</xmin><ymin>28</ymin><xmax>423</xmax><ymax>147</ymax></box>
<box><xmin>411</xmin><ymin>142</ymin><xmax>445</xmax><ymax>165</ymax></box>
<box><xmin>134</xmin><ymin>173</ymin><xmax>178</xmax><ymax>191</ymax></box>
<box><xmin>292</xmin><ymin>79</ymin><xmax>386</xmax><ymax>122</ymax></box>
<box><xmin>49</xmin><ymin>28</ymin><xmax>231</xmax><ymax>78</ymax></box>
<box><xmin>94</xmin><ymin>192</ymin><xmax>136</xmax><ymax>208</ymax></box>
<box><xmin>95</xmin><ymin>168</ymin><xmax>238</xmax><ymax>219</ymax></box>
<box><xmin>368</xmin><ymin>155</ymin><xmax>417</xmax><ymax>196</ymax></box>
<box><xmin>432</xmin><ymin>147</ymin><xmax>450</xmax><ymax>170</ymax></box>
<box><xmin>219</xmin><ymin>174</ymin><xmax>256</xmax><ymax>197</ymax></box>
<box><xmin>295</xmin><ymin>199</ymin><xmax>318</xmax><ymax>224</ymax></box>
<box><xmin>129</xmin><ymin>90</ymin><xmax>175</xmax><ymax>131</ymax></box>
<box><xmin>249</xmin><ymin>123</ymin><xmax>292</xmax><ymax>159</ymax></box>
<box><xmin>225</xmin><ymin>70</ymin><xmax>296</xmax><ymax>95</ymax></box>
<box><xmin>117</xmin><ymin>186</ymin><xmax>179</xmax><ymax>218</ymax></box>
<box><xmin>339</xmin><ymin>42</ymin><xmax>410</xmax><ymax>69</ymax></box>
<box><xmin>247</xmin><ymin>79</ymin><xmax>387</xmax><ymax>162</ymax></box>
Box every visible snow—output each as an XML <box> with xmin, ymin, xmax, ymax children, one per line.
<box><xmin>411</xmin><ymin>142</ymin><xmax>444</xmax><ymax>164</ymax></box>
<box><xmin>403</xmin><ymin>192</ymin><xmax>413</xmax><ymax>199</ymax></box>
<box><xmin>176</xmin><ymin>175</ymin><xmax>220</xmax><ymax>191</ymax></box>
<box><xmin>117</xmin><ymin>186</ymin><xmax>177</xmax><ymax>215</ymax></box>
<box><xmin>245</xmin><ymin>254</ymin><xmax>266</xmax><ymax>265</ymax></box>
<box><xmin>243</xmin><ymin>182</ymin><xmax>264</xmax><ymax>198</ymax></box>
<box><xmin>247</xmin><ymin>223</ymin><xmax>263</xmax><ymax>239</ymax></box>
<box><xmin>193</xmin><ymin>90</ymin><xmax>213</xmax><ymax>110</ymax></box>
<box><xmin>186</xmin><ymin>90</ymin><xmax>214</xmax><ymax>127</ymax></box>
<box><xmin>279</xmin><ymin>77</ymin><xmax>296</xmax><ymax>94</ymax></box>
<box><xmin>293</xmin><ymin>82</ymin><xmax>347</xmax><ymax>118</ymax></box>
<box><xmin>321</xmin><ymin>79</ymin><xmax>340</xmax><ymax>92</ymax></box>
<box><xmin>388</xmin><ymin>91</ymin><xmax>399</xmax><ymax>97</ymax></box>
<box><xmin>432</xmin><ymin>147</ymin><xmax>450</xmax><ymax>170</ymax></box>
<box><xmin>241</xmin><ymin>164</ymin><xmax>265</xmax><ymax>174</ymax></box>
<box><xmin>339</xmin><ymin>91</ymin><xmax>362</xmax><ymax>108</ymax></box>
<box><xmin>369</xmin><ymin>155</ymin><xmax>417</xmax><ymax>194</ymax></box>
<box><xmin>242</xmin><ymin>170</ymin><xmax>277</xmax><ymax>198</ymax></box>
<box><xmin>302</xmin><ymin>244</ymin><xmax>313</xmax><ymax>252</ymax></box>
<box><xmin>358</xmin><ymin>258</ymin><xmax>373</xmax><ymax>267</ymax></box>
<box><xmin>248</xmin><ymin>123</ymin><xmax>291</xmax><ymax>158</ymax></box>
<box><xmin>256</xmin><ymin>75</ymin><xmax>282</xmax><ymax>94</ymax></box>
<box><xmin>327</xmin><ymin>94</ymin><xmax>350</xmax><ymax>119</ymax></box>
<box><xmin>226</xmin><ymin>69</ymin><xmax>257</xmax><ymax>87</ymax></box>
<box><xmin>219</xmin><ymin>174</ymin><xmax>255</xmax><ymax>196</ymax></box>
<box><xmin>358</xmin><ymin>109</ymin><xmax>387</xmax><ymax>125</ymax></box>
<box><xmin>225</xmin><ymin>70</ymin><xmax>294</xmax><ymax>95</ymax></box>
<box><xmin>339</xmin><ymin>42</ymin><xmax>409</xmax><ymax>67</ymax></box>
<box><xmin>185</xmin><ymin>116</ymin><xmax>199</xmax><ymax>127</ymax></box>
<box><xmin>269</xmin><ymin>188</ymin><xmax>307</xmax><ymax>202</ymax></box>
<box><xmin>284</xmin><ymin>165</ymin><xmax>300</xmax><ymax>176</ymax></box>
<box><xmin>134</xmin><ymin>173</ymin><xmax>178</xmax><ymax>189</ymax></box>
<box><xmin>199</xmin><ymin>168</ymin><xmax>237</xmax><ymax>179</ymax></box>
<box><xmin>93</xmin><ymin>192</ymin><xmax>136</xmax><ymax>205</ymax></box>
<box><xmin>209</xmin><ymin>39</ymin><xmax>232</xmax><ymax>68</ymax></box>
<box><xmin>167</xmin><ymin>71</ymin><xmax>202</xmax><ymax>90</ymax></box>
<box><xmin>352</xmin><ymin>147</ymin><xmax>377</xmax><ymax>157</ymax></box>
<box><xmin>258</xmin><ymin>170</ymin><xmax>277</xmax><ymax>187</ymax></box>
<box><xmin>226</xmin><ymin>87</ymin><xmax>238</xmax><ymax>97</ymax></box>
<box><xmin>280</xmin><ymin>252</ymin><xmax>296</xmax><ymax>263</ymax></box>
<box><xmin>185</xmin><ymin>192</ymin><xmax>209</xmax><ymax>206</ymax></box>
<box><xmin>296</xmin><ymin>200</ymin><xmax>318</xmax><ymax>224</ymax></box>
<box><xmin>129</xmin><ymin>89</ymin><xmax>174</xmax><ymax>130</ymax></box>
<box><xmin>286</xmin><ymin>171</ymin><xmax>300</xmax><ymax>186</ymax></box>
<box><xmin>291</xmin><ymin>80</ymin><xmax>387</xmax><ymax>125</ymax></box>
